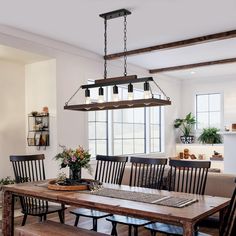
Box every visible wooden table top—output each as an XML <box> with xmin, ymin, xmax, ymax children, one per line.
<box><xmin>3</xmin><ymin>181</ymin><xmax>230</xmax><ymax>225</ymax></box>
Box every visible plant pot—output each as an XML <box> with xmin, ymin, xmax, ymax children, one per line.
<box><xmin>69</xmin><ymin>167</ymin><xmax>81</xmax><ymax>182</ymax></box>
<box><xmin>180</xmin><ymin>135</ymin><xmax>194</xmax><ymax>144</ymax></box>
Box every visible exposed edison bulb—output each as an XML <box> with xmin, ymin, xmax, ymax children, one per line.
<box><xmin>143</xmin><ymin>82</ymin><xmax>151</xmax><ymax>99</ymax></box>
<box><xmin>98</xmin><ymin>87</ymin><xmax>104</xmax><ymax>103</ymax></box>
<box><xmin>98</xmin><ymin>95</ymin><xmax>104</xmax><ymax>103</ymax></box>
<box><xmin>85</xmin><ymin>97</ymin><xmax>91</xmax><ymax>104</ymax></box>
<box><xmin>85</xmin><ymin>88</ymin><xmax>91</xmax><ymax>104</ymax></box>
<box><xmin>113</xmin><ymin>93</ymin><xmax>119</xmax><ymax>102</ymax></box>
<box><xmin>143</xmin><ymin>91</ymin><xmax>152</xmax><ymax>99</ymax></box>
<box><xmin>113</xmin><ymin>85</ymin><xmax>119</xmax><ymax>102</ymax></box>
<box><xmin>127</xmin><ymin>92</ymin><xmax>134</xmax><ymax>100</ymax></box>
<box><xmin>127</xmin><ymin>83</ymin><xmax>133</xmax><ymax>100</ymax></box>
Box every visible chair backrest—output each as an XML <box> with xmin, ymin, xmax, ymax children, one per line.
<box><xmin>220</xmin><ymin>181</ymin><xmax>236</xmax><ymax>236</ymax></box>
<box><xmin>94</xmin><ymin>155</ymin><xmax>128</xmax><ymax>184</ymax></box>
<box><xmin>10</xmin><ymin>154</ymin><xmax>47</xmax><ymax>210</ymax></box>
<box><xmin>168</xmin><ymin>159</ymin><xmax>211</xmax><ymax>195</ymax></box>
<box><xmin>129</xmin><ymin>157</ymin><xmax>167</xmax><ymax>189</ymax></box>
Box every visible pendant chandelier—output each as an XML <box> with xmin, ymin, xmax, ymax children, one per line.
<box><xmin>64</xmin><ymin>9</ymin><xmax>171</xmax><ymax>111</ymax></box>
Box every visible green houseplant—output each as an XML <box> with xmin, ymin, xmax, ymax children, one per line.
<box><xmin>198</xmin><ymin>127</ymin><xmax>222</xmax><ymax>144</ymax></box>
<box><xmin>174</xmin><ymin>112</ymin><xmax>196</xmax><ymax>144</ymax></box>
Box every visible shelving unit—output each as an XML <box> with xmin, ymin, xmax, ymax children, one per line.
<box><xmin>27</xmin><ymin>113</ymin><xmax>50</xmax><ymax>150</ymax></box>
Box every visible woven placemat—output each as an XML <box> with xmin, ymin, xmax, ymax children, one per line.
<box><xmin>89</xmin><ymin>188</ymin><xmax>197</xmax><ymax>208</ymax></box>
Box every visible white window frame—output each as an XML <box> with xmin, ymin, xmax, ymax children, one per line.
<box><xmin>195</xmin><ymin>92</ymin><xmax>223</xmax><ymax>130</ymax></box>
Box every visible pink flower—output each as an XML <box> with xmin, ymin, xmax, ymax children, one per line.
<box><xmin>71</xmin><ymin>156</ymin><xmax>77</xmax><ymax>162</ymax></box>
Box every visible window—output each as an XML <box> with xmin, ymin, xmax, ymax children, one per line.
<box><xmin>196</xmin><ymin>93</ymin><xmax>222</xmax><ymax>129</ymax></box>
<box><xmin>88</xmin><ymin>82</ymin><xmax>163</xmax><ymax>157</ymax></box>
<box><xmin>88</xmin><ymin>111</ymin><xmax>108</xmax><ymax>157</ymax></box>
<box><xmin>150</xmin><ymin>106</ymin><xmax>161</xmax><ymax>152</ymax></box>
<box><xmin>113</xmin><ymin>88</ymin><xmax>145</xmax><ymax>155</ymax></box>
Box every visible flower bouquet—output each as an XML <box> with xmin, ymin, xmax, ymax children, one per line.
<box><xmin>55</xmin><ymin>145</ymin><xmax>91</xmax><ymax>184</ymax></box>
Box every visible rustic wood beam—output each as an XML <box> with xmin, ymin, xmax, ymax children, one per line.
<box><xmin>149</xmin><ymin>58</ymin><xmax>236</xmax><ymax>73</ymax></box>
<box><xmin>105</xmin><ymin>30</ymin><xmax>236</xmax><ymax>60</ymax></box>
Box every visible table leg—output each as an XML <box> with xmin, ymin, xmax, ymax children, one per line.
<box><xmin>182</xmin><ymin>221</ymin><xmax>194</xmax><ymax>236</ymax></box>
<box><xmin>2</xmin><ymin>191</ymin><xmax>15</xmax><ymax>236</ymax></box>
<box><xmin>219</xmin><ymin>206</ymin><xmax>228</xmax><ymax>234</ymax></box>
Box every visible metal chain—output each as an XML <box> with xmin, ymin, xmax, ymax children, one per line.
<box><xmin>124</xmin><ymin>15</ymin><xmax>127</xmax><ymax>76</ymax></box>
<box><xmin>104</xmin><ymin>18</ymin><xmax>107</xmax><ymax>79</ymax></box>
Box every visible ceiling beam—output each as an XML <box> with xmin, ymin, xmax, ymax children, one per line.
<box><xmin>149</xmin><ymin>58</ymin><xmax>236</xmax><ymax>73</ymax></box>
<box><xmin>105</xmin><ymin>30</ymin><xmax>236</xmax><ymax>60</ymax></box>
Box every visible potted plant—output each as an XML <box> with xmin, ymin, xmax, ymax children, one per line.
<box><xmin>174</xmin><ymin>113</ymin><xmax>196</xmax><ymax>144</ymax></box>
<box><xmin>198</xmin><ymin>127</ymin><xmax>222</xmax><ymax>144</ymax></box>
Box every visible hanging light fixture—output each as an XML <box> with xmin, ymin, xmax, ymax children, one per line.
<box><xmin>64</xmin><ymin>9</ymin><xmax>171</xmax><ymax>111</ymax></box>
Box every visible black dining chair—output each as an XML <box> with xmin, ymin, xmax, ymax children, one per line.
<box><xmin>106</xmin><ymin>157</ymin><xmax>167</xmax><ymax>236</ymax></box>
<box><xmin>10</xmin><ymin>154</ymin><xmax>66</xmax><ymax>226</ymax></box>
<box><xmin>70</xmin><ymin>155</ymin><xmax>128</xmax><ymax>231</ymax></box>
<box><xmin>145</xmin><ymin>159</ymin><xmax>211</xmax><ymax>236</ymax></box>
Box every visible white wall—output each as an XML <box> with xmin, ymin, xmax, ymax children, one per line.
<box><xmin>181</xmin><ymin>75</ymin><xmax>236</xmax><ymax>130</ymax></box>
<box><xmin>25</xmin><ymin>59</ymin><xmax>57</xmax><ymax>178</ymax></box>
<box><xmin>0</xmin><ymin>60</ymin><xmax>26</xmax><ymax>178</ymax></box>
<box><xmin>152</xmin><ymin>75</ymin><xmax>182</xmax><ymax>157</ymax></box>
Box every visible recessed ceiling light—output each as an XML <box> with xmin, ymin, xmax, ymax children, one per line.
<box><xmin>190</xmin><ymin>71</ymin><xmax>196</xmax><ymax>74</ymax></box>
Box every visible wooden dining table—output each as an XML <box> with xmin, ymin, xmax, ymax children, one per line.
<box><xmin>2</xmin><ymin>180</ymin><xmax>230</xmax><ymax>236</ymax></box>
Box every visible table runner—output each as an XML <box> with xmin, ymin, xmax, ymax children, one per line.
<box><xmin>89</xmin><ymin>188</ymin><xmax>198</xmax><ymax>208</ymax></box>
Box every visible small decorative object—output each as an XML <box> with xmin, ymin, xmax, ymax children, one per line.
<box><xmin>42</xmin><ymin>106</ymin><xmax>49</xmax><ymax>114</ymax></box>
<box><xmin>183</xmin><ymin>148</ymin><xmax>190</xmax><ymax>159</ymax></box>
<box><xmin>31</xmin><ymin>111</ymin><xmax>38</xmax><ymax>116</ymax></box>
<box><xmin>198</xmin><ymin>154</ymin><xmax>205</xmax><ymax>160</ymax></box>
<box><xmin>179</xmin><ymin>152</ymin><xmax>184</xmax><ymax>159</ymax></box>
<box><xmin>224</xmin><ymin>126</ymin><xmax>230</xmax><ymax>132</ymax></box>
<box><xmin>198</xmin><ymin>127</ymin><xmax>222</xmax><ymax>144</ymax></box>
<box><xmin>210</xmin><ymin>151</ymin><xmax>223</xmax><ymax>160</ymax></box>
<box><xmin>232</xmin><ymin>124</ymin><xmax>236</xmax><ymax>131</ymax></box>
<box><xmin>174</xmin><ymin>113</ymin><xmax>196</xmax><ymax>144</ymax></box>
<box><xmin>55</xmin><ymin>145</ymin><xmax>91</xmax><ymax>183</ymax></box>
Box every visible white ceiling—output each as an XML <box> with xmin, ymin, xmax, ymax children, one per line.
<box><xmin>1</xmin><ymin>0</ymin><xmax>236</xmax><ymax>78</ymax></box>
<box><xmin>0</xmin><ymin>45</ymin><xmax>49</xmax><ymax>64</ymax></box>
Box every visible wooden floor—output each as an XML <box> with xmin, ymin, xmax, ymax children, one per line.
<box><xmin>0</xmin><ymin>208</ymin><xmax>219</xmax><ymax>236</ymax></box>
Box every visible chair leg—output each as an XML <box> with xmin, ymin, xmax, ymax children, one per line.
<box><xmin>128</xmin><ymin>225</ymin><xmax>132</xmax><ymax>236</ymax></box>
<box><xmin>43</xmin><ymin>214</ymin><xmax>47</xmax><ymax>221</ymax></box>
<box><xmin>58</xmin><ymin>210</ymin><xmax>64</xmax><ymax>224</ymax></box>
<box><xmin>74</xmin><ymin>216</ymin><xmax>80</xmax><ymax>227</ymax></box>
<box><xmin>133</xmin><ymin>226</ymin><xmax>138</xmax><ymax>236</ymax></box>
<box><xmin>92</xmin><ymin>218</ymin><xmax>98</xmax><ymax>231</ymax></box>
<box><xmin>39</xmin><ymin>215</ymin><xmax>43</xmax><ymax>222</ymax></box>
<box><xmin>111</xmin><ymin>222</ymin><xmax>118</xmax><ymax>236</ymax></box>
<box><xmin>150</xmin><ymin>230</ymin><xmax>156</xmax><ymax>236</ymax></box>
<box><xmin>21</xmin><ymin>214</ymin><xmax>27</xmax><ymax>226</ymax></box>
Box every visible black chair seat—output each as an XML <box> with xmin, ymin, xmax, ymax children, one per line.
<box><xmin>106</xmin><ymin>215</ymin><xmax>149</xmax><ymax>226</ymax></box>
<box><xmin>145</xmin><ymin>223</ymin><xmax>210</xmax><ymax>236</ymax></box>
<box><xmin>70</xmin><ymin>208</ymin><xmax>112</xmax><ymax>219</ymax></box>
<box><xmin>23</xmin><ymin>204</ymin><xmax>66</xmax><ymax>216</ymax></box>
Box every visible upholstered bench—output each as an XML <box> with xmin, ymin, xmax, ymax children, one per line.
<box><xmin>15</xmin><ymin>220</ymin><xmax>108</xmax><ymax>236</ymax></box>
